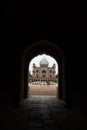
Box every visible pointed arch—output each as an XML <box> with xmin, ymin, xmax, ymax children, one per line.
<box><xmin>20</xmin><ymin>40</ymin><xmax>65</xmax><ymax>102</ymax></box>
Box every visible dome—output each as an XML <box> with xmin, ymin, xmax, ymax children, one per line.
<box><xmin>40</xmin><ymin>57</ymin><xmax>49</xmax><ymax>65</ymax></box>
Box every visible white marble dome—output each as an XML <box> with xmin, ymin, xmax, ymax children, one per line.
<box><xmin>40</xmin><ymin>57</ymin><xmax>49</xmax><ymax>65</ymax></box>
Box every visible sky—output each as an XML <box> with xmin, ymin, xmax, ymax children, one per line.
<box><xmin>29</xmin><ymin>54</ymin><xmax>58</xmax><ymax>75</ymax></box>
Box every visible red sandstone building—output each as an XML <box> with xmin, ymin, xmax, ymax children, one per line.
<box><xmin>32</xmin><ymin>57</ymin><xmax>56</xmax><ymax>82</ymax></box>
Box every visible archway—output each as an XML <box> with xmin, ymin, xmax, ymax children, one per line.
<box><xmin>28</xmin><ymin>54</ymin><xmax>58</xmax><ymax>96</ymax></box>
<box><xmin>20</xmin><ymin>40</ymin><xmax>65</xmax><ymax>103</ymax></box>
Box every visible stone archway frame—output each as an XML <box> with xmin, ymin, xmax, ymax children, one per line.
<box><xmin>20</xmin><ymin>40</ymin><xmax>65</xmax><ymax>102</ymax></box>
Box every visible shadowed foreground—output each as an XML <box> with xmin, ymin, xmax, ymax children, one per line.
<box><xmin>0</xmin><ymin>96</ymin><xmax>87</xmax><ymax>130</ymax></box>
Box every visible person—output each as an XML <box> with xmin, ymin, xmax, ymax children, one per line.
<box><xmin>47</xmin><ymin>80</ymin><xmax>48</xmax><ymax>86</ymax></box>
<box><xmin>47</xmin><ymin>80</ymin><xmax>50</xmax><ymax>86</ymax></box>
<box><xmin>48</xmin><ymin>80</ymin><xmax>50</xmax><ymax>85</ymax></box>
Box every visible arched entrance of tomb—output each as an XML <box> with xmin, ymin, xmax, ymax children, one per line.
<box><xmin>20</xmin><ymin>40</ymin><xmax>65</xmax><ymax>102</ymax></box>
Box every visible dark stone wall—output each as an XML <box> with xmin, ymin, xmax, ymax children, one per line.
<box><xmin>1</xmin><ymin>2</ymin><xmax>87</xmax><ymax>112</ymax></box>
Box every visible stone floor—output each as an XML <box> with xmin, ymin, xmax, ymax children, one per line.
<box><xmin>0</xmin><ymin>96</ymin><xmax>87</xmax><ymax>130</ymax></box>
<box><xmin>29</xmin><ymin>82</ymin><xmax>58</xmax><ymax>95</ymax></box>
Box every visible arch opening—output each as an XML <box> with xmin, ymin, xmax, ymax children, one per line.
<box><xmin>20</xmin><ymin>40</ymin><xmax>65</xmax><ymax>103</ymax></box>
<box><xmin>28</xmin><ymin>54</ymin><xmax>58</xmax><ymax>96</ymax></box>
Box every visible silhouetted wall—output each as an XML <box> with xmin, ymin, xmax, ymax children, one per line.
<box><xmin>1</xmin><ymin>2</ymin><xmax>87</xmax><ymax>113</ymax></box>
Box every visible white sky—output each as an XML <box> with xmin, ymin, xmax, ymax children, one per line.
<box><xmin>29</xmin><ymin>54</ymin><xmax>58</xmax><ymax>75</ymax></box>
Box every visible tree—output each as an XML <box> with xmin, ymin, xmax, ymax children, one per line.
<box><xmin>56</xmin><ymin>73</ymin><xmax>59</xmax><ymax>78</ymax></box>
<box><xmin>28</xmin><ymin>71</ymin><xmax>32</xmax><ymax>77</ymax></box>
<box><xmin>55</xmin><ymin>73</ymin><xmax>59</xmax><ymax>83</ymax></box>
<box><xmin>28</xmin><ymin>71</ymin><xmax>32</xmax><ymax>82</ymax></box>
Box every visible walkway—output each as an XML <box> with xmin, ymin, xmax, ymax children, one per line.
<box><xmin>0</xmin><ymin>96</ymin><xmax>87</xmax><ymax>129</ymax></box>
<box><xmin>29</xmin><ymin>81</ymin><xmax>58</xmax><ymax>95</ymax></box>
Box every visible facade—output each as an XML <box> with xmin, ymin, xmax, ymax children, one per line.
<box><xmin>32</xmin><ymin>57</ymin><xmax>56</xmax><ymax>81</ymax></box>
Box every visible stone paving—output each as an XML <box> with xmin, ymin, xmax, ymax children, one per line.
<box><xmin>0</xmin><ymin>96</ymin><xmax>87</xmax><ymax>130</ymax></box>
<box><xmin>29</xmin><ymin>81</ymin><xmax>58</xmax><ymax>95</ymax></box>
